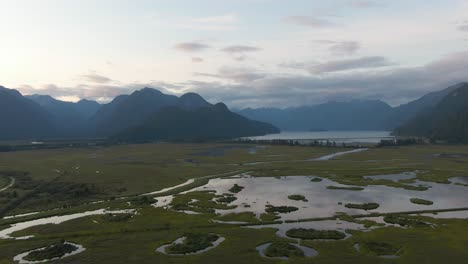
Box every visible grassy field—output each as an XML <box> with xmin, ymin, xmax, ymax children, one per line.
<box><xmin>0</xmin><ymin>143</ymin><xmax>467</xmax><ymax>263</ymax></box>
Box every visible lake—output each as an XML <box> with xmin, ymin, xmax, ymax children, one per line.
<box><xmin>244</xmin><ymin>131</ymin><xmax>394</xmax><ymax>144</ymax></box>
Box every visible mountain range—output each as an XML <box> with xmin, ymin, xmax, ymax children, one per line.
<box><xmin>0</xmin><ymin>86</ymin><xmax>278</xmax><ymax>141</ymax></box>
<box><xmin>236</xmin><ymin>83</ymin><xmax>462</xmax><ymax>132</ymax></box>
<box><xmin>1</xmin><ymin>82</ymin><xmax>467</xmax><ymax>142</ymax></box>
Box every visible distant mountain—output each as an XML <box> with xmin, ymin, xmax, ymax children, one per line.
<box><xmin>91</xmin><ymin>88</ymin><xmax>213</xmax><ymax>136</ymax></box>
<box><xmin>0</xmin><ymin>86</ymin><xmax>57</xmax><ymax>140</ymax></box>
<box><xmin>113</xmin><ymin>103</ymin><xmax>280</xmax><ymax>141</ymax></box>
<box><xmin>384</xmin><ymin>83</ymin><xmax>463</xmax><ymax>128</ymax></box>
<box><xmin>26</xmin><ymin>95</ymin><xmax>101</xmax><ymax>137</ymax></box>
<box><xmin>394</xmin><ymin>83</ymin><xmax>468</xmax><ymax>142</ymax></box>
<box><xmin>238</xmin><ymin>100</ymin><xmax>394</xmax><ymax>131</ymax></box>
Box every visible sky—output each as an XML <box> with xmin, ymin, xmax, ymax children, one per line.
<box><xmin>1</xmin><ymin>0</ymin><xmax>468</xmax><ymax>108</ymax></box>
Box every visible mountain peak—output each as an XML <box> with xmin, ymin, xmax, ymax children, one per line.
<box><xmin>179</xmin><ymin>92</ymin><xmax>211</xmax><ymax>110</ymax></box>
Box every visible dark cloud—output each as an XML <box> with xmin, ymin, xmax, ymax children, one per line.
<box><xmin>285</xmin><ymin>16</ymin><xmax>336</xmax><ymax>27</ymax></box>
<box><xmin>328</xmin><ymin>41</ymin><xmax>360</xmax><ymax>56</ymax></box>
<box><xmin>173</xmin><ymin>42</ymin><xmax>211</xmax><ymax>52</ymax></box>
<box><xmin>187</xmin><ymin>51</ymin><xmax>468</xmax><ymax>108</ymax></box>
<box><xmin>221</xmin><ymin>45</ymin><xmax>261</xmax><ymax>54</ymax></box>
<box><xmin>191</xmin><ymin>57</ymin><xmax>204</xmax><ymax>63</ymax></box>
<box><xmin>80</xmin><ymin>73</ymin><xmax>113</xmax><ymax>84</ymax></box>
<box><xmin>308</xmin><ymin>56</ymin><xmax>393</xmax><ymax>74</ymax></box>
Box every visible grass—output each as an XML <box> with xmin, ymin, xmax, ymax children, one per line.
<box><xmin>345</xmin><ymin>203</ymin><xmax>380</xmax><ymax>211</ymax></box>
<box><xmin>286</xmin><ymin>228</ymin><xmax>346</xmax><ymax>240</ymax></box>
<box><xmin>359</xmin><ymin>241</ymin><xmax>401</xmax><ymax>256</ymax></box>
<box><xmin>410</xmin><ymin>198</ymin><xmax>434</xmax><ymax>205</ymax></box>
<box><xmin>383</xmin><ymin>214</ymin><xmax>430</xmax><ymax>227</ymax></box>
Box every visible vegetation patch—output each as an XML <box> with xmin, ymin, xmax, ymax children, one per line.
<box><xmin>170</xmin><ymin>191</ymin><xmax>236</xmax><ymax>214</ymax></box>
<box><xmin>345</xmin><ymin>202</ymin><xmax>380</xmax><ymax>211</ymax></box>
<box><xmin>229</xmin><ymin>184</ymin><xmax>245</xmax><ymax>193</ymax></box>
<box><xmin>265</xmin><ymin>242</ymin><xmax>304</xmax><ymax>258</ymax></box>
<box><xmin>383</xmin><ymin>214</ymin><xmax>430</xmax><ymax>227</ymax></box>
<box><xmin>260</xmin><ymin>212</ymin><xmax>281</xmax><ymax>222</ymax></box>
<box><xmin>165</xmin><ymin>233</ymin><xmax>219</xmax><ymax>254</ymax></box>
<box><xmin>410</xmin><ymin>198</ymin><xmax>434</xmax><ymax>205</ymax></box>
<box><xmin>327</xmin><ymin>186</ymin><xmax>364</xmax><ymax>191</ymax></box>
<box><xmin>214</xmin><ymin>212</ymin><xmax>258</xmax><ymax>223</ymax></box>
<box><xmin>24</xmin><ymin>241</ymin><xmax>78</xmax><ymax>261</ymax></box>
<box><xmin>265</xmin><ymin>205</ymin><xmax>299</xmax><ymax>214</ymax></box>
<box><xmin>216</xmin><ymin>194</ymin><xmax>237</xmax><ymax>204</ymax></box>
<box><xmin>286</xmin><ymin>228</ymin><xmax>346</xmax><ymax>240</ymax></box>
<box><xmin>360</xmin><ymin>242</ymin><xmax>401</xmax><ymax>256</ymax></box>
<box><xmin>310</xmin><ymin>178</ymin><xmax>323</xmax><ymax>182</ymax></box>
<box><xmin>102</xmin><ymin>213</ymin><xmax>133</xmax><ymax>222</ymax></box>
<box><xmin>288</xmin><ymin>194</ymin><xmax>308</xmax><ymax>202</ymax></box>
<box><xmin>131</xmin><ymin>196</ymin><xmax>157</xmax><ymax>206</ymax></box>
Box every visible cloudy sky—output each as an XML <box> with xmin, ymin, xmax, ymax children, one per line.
<box><xmin>1</xmin><ymin>0</ymin><xmax>468</xmax><ymax>108</ymax></box>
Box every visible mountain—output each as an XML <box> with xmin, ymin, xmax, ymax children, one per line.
<box><xmin>113</xmin><ymin>103</ymin><xmax>280</xmax><ymax>141</ymax></box>
<box><xmin>394</xmin><ymin>83</ymin><xmax>468</xmax><ymax>142</ymax></box>
<box><xmin>26</xmin><ymin>95</ymin><xmax>101</xmax><ymax>137</ymax></box>
<box><xmin>238</xmin><ymin>100</ymin><xmax>394</xmax><ymax>131</ymax></box>
<box><xmin>91</xmin><ymin>88</ymin><xmax>181</xmax><ymax>136</ymax></box>
<box><xmin>0</xmin><ymin>86</ymin><xmax>57</xmax><ymax>140</ymax></box>
<box><xmin>384</xmin><ymin>83</ymin><xmax>463</xmax><ymax>128</ymax></box>
<box><xmin>91</xmin><ymin>88</ymin><xmax>214</xmax><ymax>136</ymax></box>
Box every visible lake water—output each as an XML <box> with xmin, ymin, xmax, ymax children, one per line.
<box><xmin>244</xmin><ymin>131</ymin><xmax>393</xmax><ymax>144</ymax></box>
<box><xmin>189</xmin><ymin>175</ymin><xmax>468</xmax><ymax>221</ymax></box>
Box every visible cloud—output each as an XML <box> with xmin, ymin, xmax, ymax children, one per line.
<box><xmin>308</xmin><ymin>56</ymin><xmax>393</xmax><ymax>74</ymax></box>
<box><xmin>348</xmin><ymin>0</ymin><xmax>383</xmax><ymax>8</ymax></box>
<box><xmin>177</xmin><ymin>14</ymin><xmax>238</xmax><ymax>31</ymax></box>
<box><xmin>328</xmin><ymin>41</ymin><xmax>360</xmax><ymax>56</ymax></box>
<box><xmin>15</xmin><ymin>51</ymin><xmax>468</xmax><ymax>109</ymax></box>
<box><xmin>457</xmin><ymin>21</ymin><xmax>468</xmax><ymax>32</ymax></box>
<box><xmin>80</xmin><ymin>72</ymin><xmax>113</xmax><ymax>84</ymax></box>
<box><xmin>173</xmin><ymin>42</ymin><xmax>211</xmax><ymax>52</ymax></box>
<box><xmin>285</xmin><ymin>16</ymin><xmax>336</xmax><ymax>28</ymax></box>
<box><xmin>194</xmin><ymin>66</ymin><xmax>266</xmax><ymax>83</ymax></box>
<box><xmin>192</xmin><ymin>57</ymin><xmax>204</xmax><ymax>63</ymax></box>
<box><xmin>221</xmin><ymin>45</ymin><xmax>261</xmax><ymax>54</ymax></box>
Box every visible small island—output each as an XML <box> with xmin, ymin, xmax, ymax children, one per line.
<box><xmin>345</xmin><ymin>202</ymin><xmax>380</xmax><ymax>211</ymax></box>
<box><xmin>288</xmin><ymin>194</ymin><xmax>308</xmax><ymax>202</ymax></box>
<box><xmin>327</xmin><ymin>186</ymin><xmax>364</xmax><ymax>191</ymax></box>
<box><xmin>165</xmin><ymin>233</ymin><xmax>221</xmax><ymax>255</ymax></box>
<box><xmin>264</xmin><ymin>241</ymin><xmax>304</xmax><ymax>258</ymax></box>
<box><xmin>265</xmin><ymin>205</ymin><xmax>299</xmax><ymax>214</ymax></box>
<box><xmin>410</xmin><ymin>198</ymin><xmax>434</xmax><ymax>205</ymax></box>
<box><xmin>23</xmin><ymin>241</ymin><xmax>79</xmax><ymax>262</ymax></box>
<box><xmin>229</xmin><ymin>184</ymin><xmax>245</xmax><ymax>193</ymax></box>
<box><xmin>286</xmin><ymin>228</ymin><xmax>346</xmax><ymax>240</ymax></box>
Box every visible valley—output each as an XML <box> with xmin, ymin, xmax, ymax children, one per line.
<box><xmin>0</xmin><ymin>142</ymin><xmax>467</xmax><ymax>263</ymax></box>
